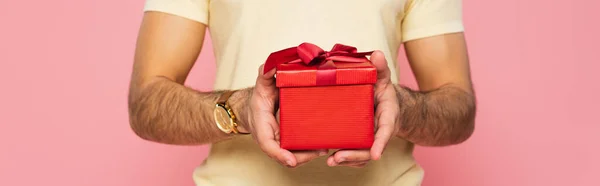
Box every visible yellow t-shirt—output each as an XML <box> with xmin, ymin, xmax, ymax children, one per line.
<box><xmin>143</xmin><ymin>0</ymin><xmax>464</xmax><ymax>185</ymax></box>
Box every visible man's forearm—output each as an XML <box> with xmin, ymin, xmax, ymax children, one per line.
<box><xmin>127</xmin><ymin>76</ymin><xmax>251</xmax><ymax>145</ymax></box>
<box><xmin>394</xmin><ymin>84</ymin><xmax>476</xmax><ymax>146</ymax></box>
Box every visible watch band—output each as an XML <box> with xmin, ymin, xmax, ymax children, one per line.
<box><xmin>216</xmin><ymin>90</ymin><xmax>236</xmax><ymax>105</ymax></box>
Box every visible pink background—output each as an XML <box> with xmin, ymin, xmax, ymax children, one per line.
<box><xmin>1</xmin><ymin>0</ymin><xmax>599</xmax><ymax>186</ymax></box>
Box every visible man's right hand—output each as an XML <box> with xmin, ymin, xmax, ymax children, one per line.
<box><xmin>246</xmin><ymin>65</ymin><xmax>328</xmax><ymax>168</ymax></box>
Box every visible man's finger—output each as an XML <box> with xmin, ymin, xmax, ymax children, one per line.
<box><xmin>337</xmin><ymin>160</ymin><xmax>370</xmax><ymax>168</ymax></box>
<box><xmin>370</xmin><ymin>109</ymin><xmax>396</xmax><ymax>160</ymax></box>
<box><xmin>257</xmin><ymin>132</ymin><xmax>296</xmax><ymax>166</ymax></box>
<box><xmin>291</xmin><ymin>149</ymin><xmax>328</xmax><ymax>167</ymax></box>
<box><xmin>254</xmin><ymin>113</ymin><xmax>296</xmax><ymax>166</ymax></box>
<box><xmin>258</xmin><ymin>64</ymin><xmax>277</xmax><ymax>80</ymax></box>
<box><xmin>327</xmin><ymin>150</ymin><xmax>370</xmax><ymax>166</ymax></box>
<box><xmin>370</xmin><ymin>50</ymin><xmax>391</xmax><ymax>81</ymax></box>
<box><xmin>255</xmin><ymin>65</ymin><xmax>277</xmax><ymax>98</ymax></box>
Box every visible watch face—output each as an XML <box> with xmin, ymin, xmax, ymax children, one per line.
<box><xmin>214</xmin><ymin>106</ymin><xmax>233</xmax><ymax>133</ymax></box>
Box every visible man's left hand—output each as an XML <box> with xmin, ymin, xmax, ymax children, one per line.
<box><xmin>326</xmin><ymin>50</ymin><xmax>400</xmax><ymax>168</ymax></box>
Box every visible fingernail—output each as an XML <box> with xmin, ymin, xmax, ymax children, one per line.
<box><xmin>286</xmin><ymin>161</ymin><xmax>293</xmax><ymax>166</ymax></box>
<box><xmin>319</xmin><ymin>151</ymin><xmax>327</xmax><ymax>156</ymax></box>
<box><xmin>338</xmin><ymin>158</ymin><xmax>345</xmax><ymax>163</ymax></box>
<box><xmin>374</xmin><ymin>154</ymin><xmax>381</xmax><ymax>160</ymax></box>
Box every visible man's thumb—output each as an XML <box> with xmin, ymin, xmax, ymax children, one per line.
<box><xmin>257</xmin><ymin>64</ymin><xmax>277</xmax><ymax>84</ymax></box>
<box><xmin>370</xmin><ymin>51</ymin><xmax>390</xmax><ymax>80</ymax></box>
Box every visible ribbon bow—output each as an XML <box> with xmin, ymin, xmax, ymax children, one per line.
<box><xmin>263</xmin><ymin>42</ymin><xmax>373</xmax><ymax>74</ymax></box>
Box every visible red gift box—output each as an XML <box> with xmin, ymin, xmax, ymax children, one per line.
<box><xmin>263</xmin><ymin>43</ymin><xmax>376</xmax><ymax>150</ymax></box>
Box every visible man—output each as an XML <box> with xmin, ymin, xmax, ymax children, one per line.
<box><xmin>128</xmin><ymin>0</ymin><xmax>476</xmax><ymax>185</ymax></box>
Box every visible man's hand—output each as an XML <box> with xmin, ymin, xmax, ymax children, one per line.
<box><xmin>326</xmin><ymin>51</ymin><xmax>399</xmax><ymax>168</ymax></box>
<box><xmin>248</xmin><ymin>65</ymin><xmax>328</xmax><ymax>168</ymax></box>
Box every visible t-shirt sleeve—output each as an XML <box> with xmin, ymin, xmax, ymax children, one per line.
<box><xmin>401</xmin><ymin>0</ymin><xmax>464</xmax><ymax>42</ymax></box>
<box><xmin>143</xmin><ymin>0</ymin><xmax>209</xmax><ymax>25</ymax></box>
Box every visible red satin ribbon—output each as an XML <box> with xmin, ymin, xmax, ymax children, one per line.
<box><xmin>264</xmin><ymin>43</ymin><xmax>373</xmax><ymax>86</ymax></box>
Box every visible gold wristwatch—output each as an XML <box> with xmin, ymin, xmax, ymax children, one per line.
<box><xmin>214</xmin><ymin>90</ymin><xmax>244</xmax><ymax>134</ymax></box>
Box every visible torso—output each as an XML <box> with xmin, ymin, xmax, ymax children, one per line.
<box><xmin>197</xmin><ymin>1</ymin><xmax>423</xmax><ymax>185</ymax></box>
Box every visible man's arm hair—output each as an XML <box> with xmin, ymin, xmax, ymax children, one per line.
<box><xmin>395</xmin><ymin>33</ymin><xmax>476</xmax><ymax>146</ymax></box>
<box><xmin>127</xmin><ymin>12</ymin><xmax>250</xmax><ymax>145</ymax></box>
<box><xmin>128</xmin><ymin>77</ymin><xmax>251</xmax><ymax>145</ymax></box>
<box><xmin>394</xmin><ymin>84</ymin><xmax>476</xmax><ymax>146</ymax></box>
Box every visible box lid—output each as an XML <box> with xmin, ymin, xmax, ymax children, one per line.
<box><xmin>263</xmin><ymin>43</ymin><xmax>377</xmax><ymax>88</ymax></box>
